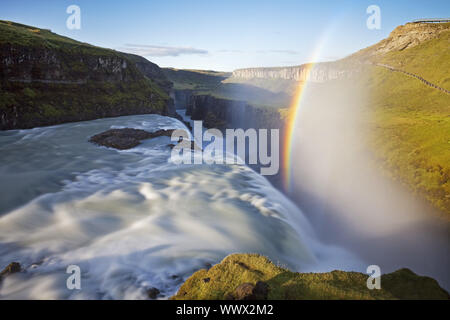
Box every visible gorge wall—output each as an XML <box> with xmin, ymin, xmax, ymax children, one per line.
<box><xmin>184</xmin><ymin>93</ymin><xmax>285</xmax><ymax>188</ymax></box>
<box><xmin>230</xmin><ymin>61</ymin><xmax>359</xmax><ymax>83</ymax></box>
<box><xmin>172</xmin><ymin>89</ymin><xmax>195</xmax><ymax>110</ymax></box>
<box><xmin>0</xmin><ymin>21</ymin><xmax>174</xmax><ymax>130</ymax></box>
<box><xmin>186</xmin><ymin>94</ymin><xmax>284</xmax><ymax>130</ymax></box>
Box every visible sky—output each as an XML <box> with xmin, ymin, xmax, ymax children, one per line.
<box><xmin>1</xmin><ymin>0</ymin><xmax>449</xmax><ymax>71</ymax></box>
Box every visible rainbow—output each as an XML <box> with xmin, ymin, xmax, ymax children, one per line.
<box><xmin>282</xmin><ymin>63</ymin><xmax>315</xmax><ymax>192</ymax></box>
<box><xmin>282</xmin><ymin>28</ymin><xmax>334</xmax><ymax>192</ymax></box>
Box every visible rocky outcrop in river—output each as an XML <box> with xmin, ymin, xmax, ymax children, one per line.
<box><xmin>89</xmin><ymin>128</ymin><xmax>176</xmax><ymax>150</ymax></box>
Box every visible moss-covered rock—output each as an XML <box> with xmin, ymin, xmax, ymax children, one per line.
<box><xmin>172</xmin><ymin>254</ymin><xmax>449</xmax><ymax>300</ymax></box>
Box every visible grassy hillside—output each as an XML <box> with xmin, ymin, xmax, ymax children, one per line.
<box><xmin>362</xmin><ymin>25</ymin><xmax>450</xmax><ymax>215</ymax></box>
<box><xmin>224</xmin><ymin>75</ymin><xmax>300</xmax><ymax>95</ymax></box>
<box><xmin>374</xmin><ymin>23</ymin><xmax>450</xmax><ymax>89</ymax></box>
<box><xmin>172</xmin><ymin>254</ymin><xmax>449</xmax><ymax>300</ymax></box>
<box><xmin>0</xmin><ymin>20</ymin><xmax>171</xmax><ymax>130</ymax></box>
<box><xmin>163</xmin><ymin>68</ymin><xmax>230</xmax><ymax>90</ymax></box>
<box><xmin>0</xmin><ymin>20</ymin><xmax>117</xmax><ymax>56</ymax></box>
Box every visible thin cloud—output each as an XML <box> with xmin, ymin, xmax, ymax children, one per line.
<box><xmin>256</xmin><ymin>49</ymin><xmax>300</xmax><ymax>55</ymax></box>
<box><xmin>217</xmin><ymin>49</ymin><xmax>300</xmax><ymax>55</ymax></box>
<box><xmin>120</xmin><ymin>44</ymin><xmax>208</xmax><ymax>57</ymax></box>
<box><xmin>217</xmin><ymin>49</ymin><xmax>243</xmax><ymax>53</ymax></box>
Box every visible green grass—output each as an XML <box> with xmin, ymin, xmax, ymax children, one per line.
<box><xmin>224</xmin><ymin>77</ymin><xmax>300</xmax><ymax>95</ymax></box>
<box><xmin>378</xmin><ymin>27</ymin><xmax>450</xmax><ymax>90</ymax></box>
<box><xmin>162</xmin><ymin>68</ymin><xmax>230</xmax><ymax>90</ymax></box>
<box><xmin>0</xmin><ymin>20</ymin><xmax>116</xmax><ymax>56</ymax></box>
<box><xmin>360</xmin><ymin>26</ymin><xmax>450</xmax><ymax>216</ymax></box>
<box><xmin>365</xmin><ymin>69</ymin><xmax>450</xmax><ymax>215</ymax></box>
<box><xmin>172</xmin><ymin>254</ymin><xmax>449</xmax><ymax>300</ymax></box>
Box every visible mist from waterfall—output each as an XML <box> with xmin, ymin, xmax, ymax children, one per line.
<box><xmin>287</xmin><ymin>77</ymin><xmax>449</xmax><ymax>289</ymax></box>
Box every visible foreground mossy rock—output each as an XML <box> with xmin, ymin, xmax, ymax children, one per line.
<box><xmin>232</xmin><ymin>281</ymin><xmax>269</xmax><ymax>300</ymax></box>
<box><xmin>172</xmin><ymin>254</ymin><xmax>449</xmax><ymax>300</ymax></box>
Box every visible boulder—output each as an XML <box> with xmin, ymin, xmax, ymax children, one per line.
<box><xmin>89</xmin><ymin>128</ymin><xmax>176</xmax><ymax>150</ymax></box>
<box><xmin>0</xmin><ymin>262</ymin><xmax>21</xmax><ymax>281</ymax></box>
<box><xmin>233</xmin><ymin>281</ymin><xmax>269</xmax><ymax>300</ymax></box>
<box><xmin>147</xmin><ymin>287</ymin><xmax>160</xmax><ymax>299</ymax></box>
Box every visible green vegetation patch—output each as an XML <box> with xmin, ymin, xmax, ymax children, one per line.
<box><xmin>0</xmin><ymin>20</ymin><xmax>116</xmax><ymax>56</ymax></box>
<box><xmin>163</xmin><ymin>68</ymin><xmax>230</xmax><ymax>91</ymax></box>
<box><xmin>172</xmin><ymin>253</ymin><xmax>449</xmax><ymax>300</ymax></box>
<box><xmin>379</xmin><ymin>28</ymin><xmax>450</xmax><ymax>90</ymax></box>
<box><xmin>223</xmin><ymin>77</ymin><xmax>300</xmax><ymax>95</ymax></box>
<box><xmin>364</xmin><ymin>61</ymin><xmax>450</xmax><ymax>216</ymax></box>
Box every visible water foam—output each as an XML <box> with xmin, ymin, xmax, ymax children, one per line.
<box><xmin>0</xmin><ymin>114</ymin><xmax>361</xmax><ymax>299</ymax></box>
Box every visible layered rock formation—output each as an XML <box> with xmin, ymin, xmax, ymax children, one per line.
<box><xmin>123</xmin><ymin>53</ymin><xmax>173</xmax><ymax>94</ymax></box>
<box><xmin>231</xmin><ymin>62</ymin><xmax>356</xmax><ymax>83</ymax></box>
<box><xmin>352</xmin><ymin>22</ymin><xmax>450</xmax><ymax>59</ymax></box>
<box><xmin>0</xmin><ymin>20</ymin><xmax>174</xmax><ymax>130</ymax></box>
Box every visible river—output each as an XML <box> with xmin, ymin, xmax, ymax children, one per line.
<box><xmin>0</xmin><ymin>113</ymin><xmax>361</xmax><ymax>299</ymax></box>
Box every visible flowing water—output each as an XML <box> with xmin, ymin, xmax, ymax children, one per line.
<box><xmin>0</xmin><ymin>113</ymin><xmax>361</xmax><ymax>299</ymax></box>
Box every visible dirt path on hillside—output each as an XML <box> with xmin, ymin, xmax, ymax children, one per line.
<box><xmin>375</xmin><ymin>63</ymin><xmax>450</xmax><ymax>95</ymax></box>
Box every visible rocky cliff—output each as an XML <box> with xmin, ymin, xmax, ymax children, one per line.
<box><xmin>0</xmin><ymin>20</ymin><xmax>174</xmax><ymax>130</ymax></box>
<box><xmin>172</xmin><ymin>89</ymin><xmax>195</xmax><ymax>110</ymax></box>
<box><xmin>351</xmin><ymin>22</ymin><xmax>450</xmax><ymax>60</ymax></box>
<box><xmin>230</xmin><ymin>61</ymin><xmax>357</xmax><ymax>83</ymax></box>
<box><xmin>186</xmin><ymin>94</ymin><xmax>284</xmax><ymax>130</ymax></box>
<box><xmin>229</xmin><ymin>23</ymin><xmax>449</xmax><ymax>85</ymax></box>
<box><xmin>123</xmin><ymin>53</ymin><xmax>173</xmax><ymax>94</ymax></box>
<box><xmin>185</xmin><ymin>93</ymin><xmax>285</xmax><ymax>188</ymax></box>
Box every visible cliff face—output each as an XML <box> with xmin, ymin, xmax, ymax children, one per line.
<box><xmin>122</xmin><ymin>53</ymin><xmax>173</xmax><ymax>94</ymax></box>
<box><xmin>173</xmin><ymin>89</ymin><xmax>194</xmax><ymax>110</ymax></box>
<box><xmin>352</xmin><ymin>22</ymin><xmax>450</xmax><ymax>59</ymax></box>
<box><xmin>186</xmin><ymin>94</ymin><xmax>284</xmax><ymax>130</ymax></box>
<box><xmin>0</xmin><ymin>20</ymin><xmax>174</xmax><ymax>130</ymax></box>
<box><xmin>230</xmin><ymin>61</ymin><xmax>361</xmax><ymax>84</ymax></box>
<box><xmin>1</xmin><ymin>44</ymin><xmax>136</xmax><ymax>83</ymax></box>
<box><xmin>184</xmin><ymin>94</ymin><xmax>285</xmax><ymax>188</ymax></box>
